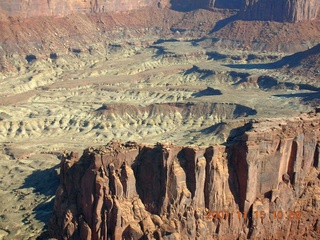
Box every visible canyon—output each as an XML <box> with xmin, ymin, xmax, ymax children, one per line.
<box><xmin>0</xmin><ymin>0</ymin><xmax>319</xmax><ymax>239</ymax></box>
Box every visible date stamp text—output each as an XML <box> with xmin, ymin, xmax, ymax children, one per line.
<box><xmin>206</xmin><ymin>210</ymin><xmax>301</xmax><ymax>220</ymax></box>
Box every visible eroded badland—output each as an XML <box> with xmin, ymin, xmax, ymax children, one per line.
<box><xmin>0</xmin><ymin>0</ymin><xmax>319</xmax><ymax>239</ymax></box>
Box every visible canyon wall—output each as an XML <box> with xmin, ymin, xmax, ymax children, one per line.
<box><xmin>0</xmin><ymin>0</ymin><xmax>243</xmax><ymax>19</ymax></box>
<box><xmin>1</xmin><ymin>0</ymin><xmax>319</xmax><ymax>21</ymax></box>
<box><xmin>47</xmin><ymin>112</ymin><xmax>320</xmax><ymax>239</ymax></box>
<box><xmin>241</xmin><ymin>0</ymin><xmax>320</xmax><ymax>22</ymax></box>
<box><xmin>0</xmin><ymin>0</ymin><xmax>169</xmax><ymax>18</ymax></box>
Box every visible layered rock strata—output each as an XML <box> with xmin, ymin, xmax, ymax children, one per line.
<box><xmin>0</xmin><ymin>0</ymin><xmax>241</xmax><ymax>19</ymax></box>
<box><xmin>0</xmin><ymin>0</ymin><xmax>170</xmax><ymax>18</ymax></box>
<box><xmin>48</xmin><ymin>112</ymin><xmax>320</xmax><ymax>239</ymax></box>
<box><xmin>241</xmin><ymin>0</ymin><xmax>320</xmax><ymax>22</ymax></box>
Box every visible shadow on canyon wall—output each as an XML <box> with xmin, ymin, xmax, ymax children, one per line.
<box><xmin>169</xmin><ymin>0</ymin><xmax>208</xmax><ymax>12</ymax></box>
<box><xmin>170</xmin><ymin>0</ymin><xmax>241</xmax><ymax>12</ymax></box>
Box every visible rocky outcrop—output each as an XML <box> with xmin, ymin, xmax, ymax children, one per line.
<box><xmin>0</xmin><ymin>0</ymin><xmax>169</xmax><ymax>18</ymax></box>
<box><xmin>47</xmin><ymin>111</ymin><xmax>320</xmax><ymax>239</ymax></box>
<box><xmin>0</xmin><ymin>0</ymin><xmax>242</xmax><ymax>18</ymax></box>
<box><xmin>241</xmin><ymin>0</ymin><xmax>320</xmax><ymax>22</ymax></box>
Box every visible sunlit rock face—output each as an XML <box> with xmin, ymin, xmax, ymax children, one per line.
<box><xmin>48</xmin><ymin>113</ymin><xmax>320</xmax><ymax>240</ymax></box>
<box><xmin>1</xmin><ymin>0</ymin><xmax>318</xmax><ymax>21</ymax></box>
<box><xmin>241</xmin><ymin>0</ymin><xmax>320</xmax><ymax>22</ymax></box>
<box><xmin>0</xmin><ymin>0</ymin><xmax>168</xmax><ymax>18</ymax></box>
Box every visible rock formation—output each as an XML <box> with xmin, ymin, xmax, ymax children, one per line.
<box><xmin>0</xmin><ymin>0</ymin><xmax>170</xmax><ymax>18</ymax></box>
<box><xmin>0</xmin><ymin>0</ymin><xmax>241</xmax><ymax>18</ymax></box>
<box><xmin>241</xmin><ymin>0</ymin><xmax>320</xmax><ymax>22</ymax></box>
<box><xmin>47</xmin><ymin>111</ymin><xmax>320</xmax><ymax>239</ymax></box>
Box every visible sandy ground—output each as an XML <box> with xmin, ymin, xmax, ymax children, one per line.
<box><xmin>0</xmin><ymin>153</ymin><xmax>59</xmax><ymax>239</ymax></box>
<box><xmin>0</xmin><ymin>40</ymin><xmax>317</xmax><ymax>239</ymax></box>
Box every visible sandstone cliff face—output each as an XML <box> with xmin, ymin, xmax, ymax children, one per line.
<box><xmin>241</xmin><ymin>0</ymin><xmax>320</xmax><ymax>22</ymax></box>
<box><xmin>0</xmin><ymin>0</ymin><xmax>169</xmax><ymax>18</ymax></box>
<box><xmin>0</xmin><ymin>0</ymin><xmax>243</xmax><ymax>18</ymax></box>
<box><xmin>48</xmin><ymin>112</ymin><xmax>320</xmax><ymax>239</ymax></box>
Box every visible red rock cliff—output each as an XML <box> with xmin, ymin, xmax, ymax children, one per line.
<box><xmin>0</xmin><ymin>0</ymin><xmax>170</xmax><ymax>18</ymax></box>
<box><xmin>47</xmin><ymin>112</ymin><xmax>320</xmax><ymax>239</ymax></box>
<box><xmin>241</xmin><ymin>0</ymin><xmax>320</xmax><ymax>22</ymax></box>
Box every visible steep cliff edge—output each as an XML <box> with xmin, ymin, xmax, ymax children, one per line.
<box><xmin>241</xmin><ymin>0</ymin><xmax>320</xmax><ymax>22</ymax></box>
<box><xmin>47</xmin><ymin>112</ymin><xmax>320</xmax><ymax>239</ymax></box>
<box><xmin>0</xmin><ymin>0</ymin><xmax>242</xmax><ymax>17</ymax></box>
<box><xmin>0</xmin><ymin>0</ymin><xmax>170</xmax><ymax>18</ymax></box>
<box><xmin>2</xmin><ymin>0</ymin><xmax>319</xmax><ymax>21</ymax></box>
